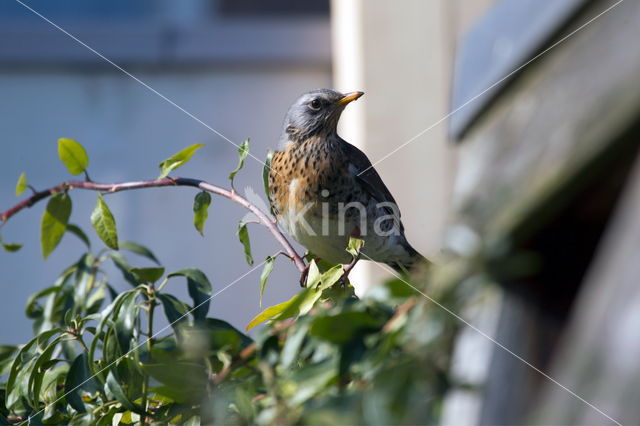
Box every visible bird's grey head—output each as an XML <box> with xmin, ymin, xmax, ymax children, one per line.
<box><xmin>280</xmin><ymin>89</ymin><xmax>363</xmax><ymax>147</ymax></box>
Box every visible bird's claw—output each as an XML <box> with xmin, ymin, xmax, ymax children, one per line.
<box><xmin>339</xmin><ymin>256</ymin><xmax>360</xmax><ymax>285</ymax></box>
<box><xmin>299</xmin><ymin>264</ymin><xmax>310</xmax><ymax>287</ymax></box>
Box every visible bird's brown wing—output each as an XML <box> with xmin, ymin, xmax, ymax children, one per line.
<box><xmin>342</xmin><ymin>141</ymin><xmax>404</xmax><ymax>229</ymax></box>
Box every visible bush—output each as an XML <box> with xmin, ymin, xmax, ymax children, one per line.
<box><xmin>0</xmin><ymin>139</ymin><xmax>471</xmax><ymax>425</ymax></box>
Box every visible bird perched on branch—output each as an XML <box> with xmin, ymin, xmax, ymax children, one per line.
<box><xmin>268</xmin><ymin>89</ymin><xmax>427</xmax><ymax>272</ymax></box>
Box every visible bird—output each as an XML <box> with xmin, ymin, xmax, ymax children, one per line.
<box><xmin>268</xmin><ymin>89</ymin><xmax>427</xmax><ymax>273</ymax></box>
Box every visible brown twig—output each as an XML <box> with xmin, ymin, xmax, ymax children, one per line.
<box><xmin>0</xmin><ymin>177</ymin><xmax>306</xmax><ymax>273</ymax></box>
<box><xmin>272</xmin><ymin>250</ymin><xmax>293</xmax><ymax>261</ymax></box>
<box><xmin>382</xmin><ymin>298</ymin><xmax>417</xmax><ymax>333</ymax></box>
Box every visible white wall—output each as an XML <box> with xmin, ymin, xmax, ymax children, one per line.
<box><xmin>331</xmin><ymin>0</ymin><xmax>455</xmax><ymax>293</ymax></box>
<box><xmin>330</xmin><ymin>2</ymin><xmax>499</xmax><ymax>425</ymax></box>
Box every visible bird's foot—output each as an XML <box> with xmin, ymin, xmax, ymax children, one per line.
<box><xmin>299</xmin><ymin>264</ymin><xmax>310</xmax><ymax>287</ymax></box>
<box><xmin>299</xmin><ymin>257</ymin><xmax>323</xmax><ymax>287</ymax></box>
<box><xmin>339</xmin><ymin>256</ymin><xmax>360</xmax><ymax>285</ymax></box>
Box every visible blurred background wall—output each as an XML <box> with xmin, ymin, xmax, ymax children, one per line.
<box><xmin>0</xmin><ymin>0</ymin><xmax>331</xmax><ymax>344</ymax></box>
<box><xmin>331</xmin><ymin>0</ymin><xmax>495</xmax><ymax>292</ymax></box>
<box><xmin>330</xmin><ymin>2</ymin><xmax>496</xmax><ymax>425</ymax></box>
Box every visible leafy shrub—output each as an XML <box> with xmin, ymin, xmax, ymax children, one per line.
<box><xmin>0</xmin><ymin>139</ymin><xmax>473</xmax><ymax>425</ymax></box>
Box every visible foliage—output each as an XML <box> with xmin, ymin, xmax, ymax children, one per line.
<box><xmin>157</xmin><ymin>144</ymin><xmax>205</xmax><ymax>180</ymax></box>
<box><xmin>228</xmin><ymin>139</ymin><xmax>250</xmax><ymax>187</ymax></box>
<box><xmin>15</xmin><ymin>173</ymin><xmax>28</xmax><ymax>197</ymax></box>
<box><xmin>0</xmin><ymin>139</ymin><xmax>475</xmax><ymax>425</ymax></box>
<box><xmin>58</xmin><ymin>138</ymin><xmax>89</xmax><ymax>176</ymax></box>
<box><xmin>40</xmin><ymin>193</ymin><xmax>72</xmax><ymax>259</ymax></box>
<box><xmin>192</xmin><ymin>192</ymin><xmax>211</xmax><ymax>237</ymax></box>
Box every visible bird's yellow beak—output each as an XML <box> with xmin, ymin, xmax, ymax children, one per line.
<box><xmin>336</xmin><ymin>91</ymin><xmax>364</xmax><ymax>106</ymax></box>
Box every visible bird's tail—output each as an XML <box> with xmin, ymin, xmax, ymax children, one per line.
<box><xmin>387</xmin><ymin>243</ymin><xmax>430</xmax><ymax>274</ymax></box>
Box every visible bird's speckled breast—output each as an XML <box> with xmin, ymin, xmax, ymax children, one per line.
<box><xmin>268</xmin><ymin>137</ymin><xmax>360</xmax><ymax>216</ymax></box>
<box><xmin>268</xmin><ymin>136</ymin><xmax>416</xmax><ymax>266</ymax></box>
<box><xmin>268</xmin><ymin>137</ymin><xmax>372</xmax><ymax>263</ymax></box>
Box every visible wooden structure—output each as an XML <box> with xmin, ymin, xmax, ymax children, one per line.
<box><xmin>450</xmin><ymin>0</ymin><xmax>640</xmax><ymax>423</ymax></box>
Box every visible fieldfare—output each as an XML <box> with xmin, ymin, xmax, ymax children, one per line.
<box><xmin>268</xmin><ymin>89</ymin><xmax>427</xmax><ymax>272</ymax></box>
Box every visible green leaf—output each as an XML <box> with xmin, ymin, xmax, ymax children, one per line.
<box><xmin>157</xmin><ymin>143</ymin><xmax>205</xmax><ymax>180</ymax></box>
<box><xmin>130</xmin><ymin>267</ymin><xmax>165</xmax><ymax>284</ymax></box>
<box><xmin>120</xmin><ymin>241</ymin><xmax>160</xmax><ymax>264</ymax></box>
<box><xmin>167</xmin><ymin>269</ymin><xmax>212</xmax><ymax>320</ymax></box>
<box><xmin>64</xmin><ymin>353</ymin><xmax>99</xmax><ymax>413</ymax></box>
<box><xmin>265</xmin><ymin>260</ymin><xmax>330</xmax><ymax>317</ymax></box>
<box><xmin>2</xmin><ymin>242</ymin><xmax>23</xmax><ymax>252</ymax></box>
<box><xmin>6</xmin><ymin>334</ymin><xmax>40</xmax><ymax>408</ymax></box>
<box><xmin>28</xmin><ymin>334</ymin><xmax>64</xmax><ymax>407</ymax></box>
<box><xmin>120</xmin><ymin>411</ymin><xmax>141</xmax><ymax>425</ymax></box>
<box><xmin>263</xmin><ymin>150</ymin><xmax>274</xmax><ymax>200</ymax></box>
<box><xmin>141</xmin><ymin>362</ymin><xmax>207</xmax><ymax>392</ymax></box>
<box><xmin>366</xmin><ymin>279</ymin><xmax>418</xmax><ymax>302</ymax></box>
<box><xmin>304</xmin><ymin>260</ymin><xmax>322</xmax><ymax>288</ymax></box>
<box><xmin>36</xmin><ymin>328</ymin><xmax>62</xmax><ymax>349</ymax></box>
<box><xmin>317</xmin><ymin>264</ymin><xmax>345</xmax><ymax>292</ymax></box>
<box><xmin>40</xmin><ymin>193</ymin><xmax>72</xmax><ymax>259</ymax></box>
<box><xmin>66</xmin><ymin>223</ymin><xmax>91</xmax><ymax>248</ymax></box>
<box><xmin>105</xmin><ymin>371</ymin><xmax>139</xmax><ymax>413</ymax></box>
<box><xmin>237</xmin><ymin>222</ymin><xmax>253</xmax><ymax>266</ymax></box>
<box><xmin>309</xmin><ymin>312</ymin><xmax>382</xmax><ymax>345</ymax></box>
<box><xmin>150</xmin><ymin>385</ymin><xmax>203</xmax><ymax>405</ymax></box>
<box><xmin>158</xmin><ymin>293</ymin><xmax>190</xmax><ymax>327</ymax></box>
<box><xmin>115</xmin><ymin>291</ymin><xmax>139</xmax><ymax>353</ymax></box>
<box><xmin>234</xmin><ymin>387</ymin><xmax>255</xmax><ymax>420</ymax></box>
<box><xmin>15</xmin><ymin>172</ymin><xmax>28</xmax><ymax>196</ymax></box>
<box><xmin>183</xmin><ymin>415</ymin><xmax>202</xmax><ymax>426</ymax></box>
<box><xmin>275</xmin><ymin>262</ymin><xmax>342</xmax><ymax>318</ymax></box>
<box><xmin>58</xmin><ymin>138</ymin><xmax>89</xmax><ymax>175</ymax></box>
<box><xmin>259</xmin><ymin>256</ymin><xmax>275</xmax><ymax>307</ymax></box>
<box><xmin>0</xmin><ymin>235</ymin><xmax>23</xmax><ymax>253</ymax></box>
<box><xmin>245</xmin><ymin>300</ymin><xmax>288</xmax><ymax>331</ymax></box>
<box><xmin>245</xmin><ymin>291</ymin><xmax>305</xmax><ymax>331</ymax></box>
<box><xmin>179</xmin><ymin>318</ymin><xmax>252</xmax><ymax>355</ymax></box>
<box><xmin>0</xmin><ymin>345</ymin><xmax>18</xmax><ymax>376</ymax></box>
<box><xmin>228</xmin><ymin>139</ymin><xmax>250</xmax><ymax>183</ymax></box>
<box><xmin>192</xmin><ymin>191</ymin><xmax>211</xmax><ymax>236</ymax></box>
<box><xmin>280</xmin><ymin>323</ymin><xmax>309</xmax><ymax>369</ymax></box>
<box><xmin>296</xmin><ymin>288</ymin><xmax>325</xmax><ymax>317</ymax></box>
<box><xmin>86</xmin><ymin>286</ymin><xmax>106</xmax><ymax>315</ymax></box>
<box><xmin>90</xmin><ymin>194</ymin><xmax>118</xmax><ymax>250</ymax></box>
<box><xmin>347</xmin><ymin>236</ymin><xmax>365</xmax><ymax>258</ymax></box>
<box><xmin>88</xmin><ymin>291</ymin><xmax>139</xmax><ymax>378</ymax></box>
<box><xmin>25</xmin><ymin>285</ymin><xmax>61</xmax><ymax>319</ymax></box>
<box><xmin>288</xmin><ymin>359</ymin><xmax>337</xmax><ymax>405</ymax></box>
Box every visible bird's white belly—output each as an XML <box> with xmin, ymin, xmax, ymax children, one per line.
<box><xmin>280</xmin><ymin>207</ymin><xmax>410</xmax><ymax>266</ymax></box>
<box><xmin>281</xmin><ymin>208</ymin><xmax>352</xmax><ymax>264</ymax></box>
<box><xmin>277</xmin><ymin>179</ymin><xmax>412</xmax><ymax>266</ymax></box>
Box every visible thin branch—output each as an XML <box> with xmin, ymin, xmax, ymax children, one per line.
<box><xmin>272</xmin><ymin>250</ymin><xmax>293</xmax><ymax>261</ymax></box>
<box><xmin>0</xmin><ymin>177</ymin><xmax>306</xmax><ymax>273</ymax></box>
<box><xmin>142</xmin><ymin>283</ymin><xmax>155</xmax><ymax>417</ymax></box>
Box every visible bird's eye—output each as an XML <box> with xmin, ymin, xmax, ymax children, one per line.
<box><xmin>309</xmin><ymin>99</ymin><xmax>321</xmax><ymax>110</ymax></box>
